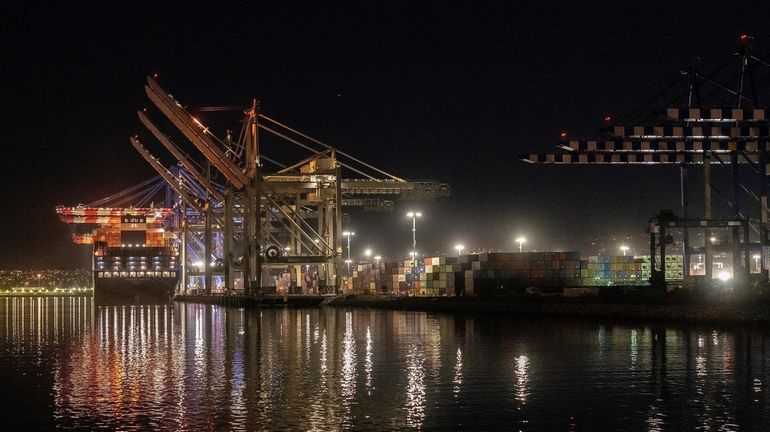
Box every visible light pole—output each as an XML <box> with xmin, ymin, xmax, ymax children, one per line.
<box><xmin>620</xmin><ymin>245</ymin><xmax>629</xmax><ymax>256</ymax></box>
<box><xmin>342</xmin><ymin>231</ymin><xmax>355</xmax><ymax>261</ymax></box>
<box><xmin>753</xmin><ymin>254</ymin><xmax>761</xmax><ymax>273</ymax></box>
<box><xmin>373</xmin><ymin>254</ymin><xmax>381</xmax><ymax>293</ymax></box>
<box><xmin>516</xmin><ymin>237</ymin><xmax>526</xmax><ymax>253</ymax></box>
<box><xmin>455</xmin><ymin>244</ymin><xmax>465</xmax><ymax>256</ymax></box>
<box><xmin>342</xmin><ymin>231</ymin><xmax>355</xmax><ymax>277</ymax></box>
<box><xmin>406</xmin><ymin>211</ymin><xmax>422</xmax><ymax>268</ymax></box>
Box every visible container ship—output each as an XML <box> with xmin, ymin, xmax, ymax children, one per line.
<box><xmin>56</xmin><ymin>206</ymin><xmax>179</xmax><ymax>305</ymax></box>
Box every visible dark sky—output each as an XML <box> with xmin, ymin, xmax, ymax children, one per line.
<box><xmin>2</xmin><ymin>1</ymin><xmax>770</xmax><ymax>269</ymax></box>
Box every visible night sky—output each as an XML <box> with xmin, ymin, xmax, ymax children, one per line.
<box><xmin>2</xmin><ymin>1</ymin><xmax>769</xmax><ymax>269</ymax></box>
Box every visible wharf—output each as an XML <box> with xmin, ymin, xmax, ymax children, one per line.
<box><xmin>326</xmin><ymin>294</ymin><xmax>770</xmax><ymax>325</ymax></box>
<box><xmin>175</xmin><ymin>294</ymin><xmax>327</xmax><ymax>308</ymax></box>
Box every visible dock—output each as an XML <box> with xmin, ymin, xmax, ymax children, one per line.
<box><xmin>174</xmin><ymin>294</ymin><xmax>328</xmax><ymax>308</ymax></box>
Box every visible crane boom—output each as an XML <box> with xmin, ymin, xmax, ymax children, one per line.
<box><xmin>137</xmin><ymin>110</ymin><xmax>225</xmax><ymax>202</ymax></box>
<box><xmin>129</xmin><ymin>136</ymin><xmax>207</xmax><ymax>215</ymax></box>
<box><xmin>144</xmin><ymin>77</ymin><xmax>248</xmax><ymax>189</ymax></box>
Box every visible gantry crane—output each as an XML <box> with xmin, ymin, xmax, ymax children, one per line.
<box><xmin>133</xmin><ymin>76</ymin><xmax>450</xmax><ymax>295</ymax></box>
<box><xmin>520</xmin><ymin>36</ymin><xmax>770</xmax><ymax>287</ymax></box>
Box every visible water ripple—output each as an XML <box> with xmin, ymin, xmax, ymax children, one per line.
<box><xmin>1</xmin><ymin>299</ymin><xmax>769</xmax><ymax>430</ymax></box>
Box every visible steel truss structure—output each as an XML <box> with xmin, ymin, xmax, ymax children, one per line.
<box><xmin>129</xmin><ymin>77</ymin><xmax>449</xmax><ymax>295</ymax></box>
<box><xmin>520</xmin><ymin>36</ymin><xmax>770</xmax><ymax>284</ymax></box>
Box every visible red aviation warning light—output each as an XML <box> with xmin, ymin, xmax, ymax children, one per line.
<box><xmin>560</xmin><ymin>131</ymin><xmax>568</xmax><ymax>139</ymax></box>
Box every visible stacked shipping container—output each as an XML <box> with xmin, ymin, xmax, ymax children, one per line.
<box><xmin>347</xmin><ymin>263</ymin><xmax>383</xmax><ymax>293</ymax></box>
<box><xmin>638</xmin><ymin>255</ymin><xmax>684</xmax><ymax>281</ymax></box>
<box><xmin>343</xmin><ymin>253</ymin><xmax>688</xmax><ymax>297</ymax></box>
<box><xmin>383</xmin><ymin>259</ymin><xmax>415</xmax><ymax>295</ymax></box>
<box><xmin>464</xmin><ymin>252</ymin><xmax>581</xmax><ymax>296</ymax></box>
<box><xmin>580</xmin><ymin>256</ymin><xmax>641</xmax><ymax>286</ymax></box>
<box><xmin>420</xmin><ymin>256</ymin><xmax>463</xmax><ymax>296</ymax></box>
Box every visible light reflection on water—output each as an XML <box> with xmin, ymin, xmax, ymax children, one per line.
<box><xmin>365</xmin><ymin>326</ymin><xmax>373</xmax><ymax>393</ymax></box>
<box><xmin>1</xmin><ymin>297</ymin><xmax>770</xmax><ymax>430</ymax></box>
<box><xmin>453</xmin><ymin>347</ymin><xmax>463</xmax><ymax>396</ymax></box>
<box><xmin>405</xmin><ymin>338</ymin><xmax>426</xmax><ymax>429</ymax></box>
<box><xmin>514</xmin><ymin>354</ymin><xmax>529</xmax><ymax>405</ymax></box>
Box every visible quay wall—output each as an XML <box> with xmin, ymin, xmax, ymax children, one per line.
<box><xmin>175</xmin><ymin>294</ymin><xmax>325</xmax><ymax>308</ymax></box>
<box><xmin>326</xmin><ymin>294</ymin><xmax>770</xmax><ymax>325</ymax></box>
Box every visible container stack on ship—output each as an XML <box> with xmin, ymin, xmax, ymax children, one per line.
<box><xmin>56</xmin><ymin>206</ymin><xmax>179</xmax><ymax>305</ymax></box>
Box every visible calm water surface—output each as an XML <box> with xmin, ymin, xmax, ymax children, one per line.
<box><xmin>1</xmin><ymin>297</ymin><xmax>769</xmax><ymax>431</ymax></box>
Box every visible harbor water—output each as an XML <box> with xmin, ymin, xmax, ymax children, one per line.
<box><xmin>1</xmin><ymin>297</ymin><xmax>769</xmax><ymax>431</ymax></box>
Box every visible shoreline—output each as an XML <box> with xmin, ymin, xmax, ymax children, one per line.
<box><xmin>7</xmin><ymin>292</ymin><xmax>768</xmax><ymax>326</ymax></box>
<box><xmin>0</xmin><ymin>292</ymin><xmax>92</xmax><ymax>298</ymax></box>
<box><xmin>325</xmin><ymin>294</ymin><xmax>770</xmax><ymax>325</ymax></box>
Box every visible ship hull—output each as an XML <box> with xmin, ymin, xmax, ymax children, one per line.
<box><xmin>94</xmin><ymin>277</ymin><xmax>178</xmax><ymax>305</ymax></box>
